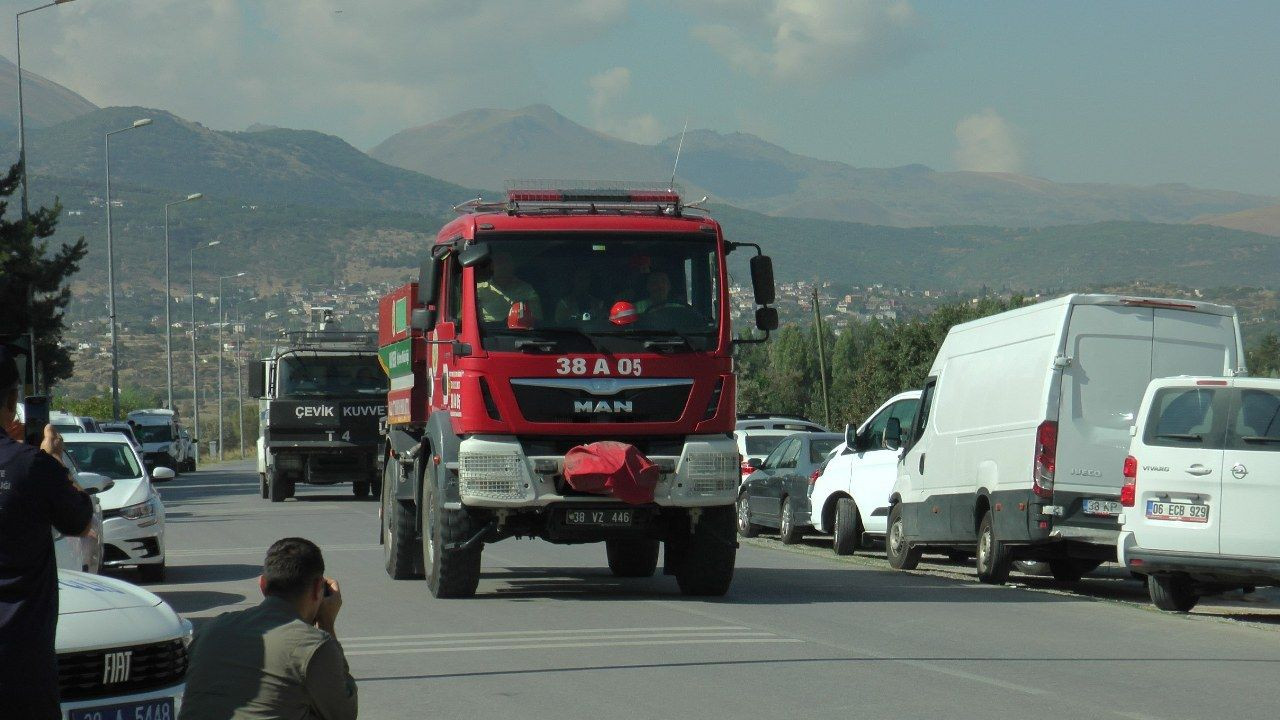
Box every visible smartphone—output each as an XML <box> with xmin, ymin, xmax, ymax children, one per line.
<box><xmin>323</xmin><ymin>582</ymin><xmax>332</xmax><ymax>598</ymax></box>
<box><xmin>23</xmin><ymin>395</ymin><xmax>49</xmax><ymax>446</ymax></box>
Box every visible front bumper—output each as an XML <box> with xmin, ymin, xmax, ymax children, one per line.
<box><xmin>60</xmin><ymin>681</ymin><xmax>184</xmax><ymax>716</ymax></box>
<box><xmin>101</xmin><ymin>514</ymin><xmax>165</xmax><ymax>567</ymax></box>
<box><xmin>455</xmin><ymin>434</ymin><xmax>740</xmax><ymax>508</ymax></box>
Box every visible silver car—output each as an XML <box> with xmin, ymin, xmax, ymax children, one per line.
<box><xmin>737</xmin><ymin>432</ymin><xmax>843</xmax><ymax>544</ymax></box>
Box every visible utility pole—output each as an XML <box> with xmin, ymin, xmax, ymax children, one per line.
<box><xmin>811</xmin><ymin>287</ymin><xmax>832</xmax><ymax>429</ymax></box>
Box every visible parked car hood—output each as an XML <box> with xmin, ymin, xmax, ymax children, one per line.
<box><xmin>96</xmin><ymin>476</ymin><xmax>151</xmax><ymax>512</ymax></box>
<box><xmin>58</xmin><ymin>570</ymin><xmax>161</xmax><ymax>614</ymax></box>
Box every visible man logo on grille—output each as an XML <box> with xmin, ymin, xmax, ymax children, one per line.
<box><xmin>103</xmin><ymin>650</ymin><xmax>132</xmax><ymax>685</ymax></box>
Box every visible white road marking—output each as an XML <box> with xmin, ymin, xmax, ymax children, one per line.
<box><xmin>346</xmin><ymin>638</ymin><xmax>804</xmax><ymax>657</ymax></box>
<box><xmin>342</xmin><ymin>626</ymin><xmax>751</xmax><ymax>643</ymax></box>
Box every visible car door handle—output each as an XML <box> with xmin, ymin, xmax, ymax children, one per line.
<box><xmin>1185</xmin><ymin>464</ymin><xmax>1212</xmax><ymax>476</ymax></box>
<box><xmin>919</xmin><ymin>453</ymin><xmax>926</xmax><ymax>475</ymax></box>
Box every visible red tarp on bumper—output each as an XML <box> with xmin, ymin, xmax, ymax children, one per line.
<box><xmin>562</xmin><ymin>441</ymin><xmax>660</xmax><ymax>505</ymax></box>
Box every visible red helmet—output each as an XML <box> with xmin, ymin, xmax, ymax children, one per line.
<box><xmin>609</xmin><ymin>300</ymin><xmax>638</xmax><ymax>326</ymax></box>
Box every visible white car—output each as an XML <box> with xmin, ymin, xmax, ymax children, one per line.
<box><xmin>128</xmin><ymin>409</ymin><xmax>192</xmax><ymax>476</ymax></box>
<box><xmin>57</xmin><ymin>570</ymin><xmax>190</xmax><ymax>718</ymax></box>
<box><xmin>810</xmin><ymin>392</ymin><xmax>922</xmax><ymax>554</ymax></box>
<box><xmin>736</xmin><ymin>414</ymin><xmax>828</xmax><ymax>432</ymax></box>
<box><xmin>1118</xmin><ymin>376</ymin><xmax>1280</xmax><ymax>612</ymax></box>
<box><xmin>50</xmin><ymin>411</ymin><xmax>93</xmax><ymax>435</ymax></box>
<box><xmin>64</xmin><ymin>433</ymin><xmax>172</xmax><ymax>582</ymax></box>
<box><xmin>734</xmin><ymin>428</ymin><xmax>797</xmax><ymax>480</ymax></box>
<box><xmin>53</xmin><ymin>449</ymin><xmax>109</xmax><ymax>575</ymax></box>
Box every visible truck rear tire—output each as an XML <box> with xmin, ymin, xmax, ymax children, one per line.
<box><xmin>1149</xmin><ymin>574</ymin><xmax>1199</xmax><ymax>612</ymax></box>
<box><xmin>423</xmin><ymin>464</ymin><xmax>482</xmax><ymax>598</ymax></box>
<box><xmin>352</xmin><ymin>481</ymin><xmax>370</xmax><ymax>499</ymax></box>
<box><xmin>606</xmin><ymin>539</ymin><xmax>660</xmax><ymax>577</ymax></box>
<box><xmin>886</xmin><ymin>503</ymin><xmax>922</xmax><ymax>570</ymax></box>
<box><xmin>268</xmin><ymin>470</ymin><xmax>293</xmax><ymax>503</ymax></box>
<box><xmin>832</xmin><ymin>498</ymin><xmax>859</xmax><ymax>556</ymax></box>
<box><xmin>976</xmin><ymin>511</ymin><xmax>1012</xmax><ymax>585</ymax></box>
<box><xmin>382</xmin><ymin>462</ymin><xmax>423</xmax><ymax>580</ymax></box>
<box><xmin>674</xmin><ymin>506</ymin><xmax>737</xmax><ymax>597</ymax></box>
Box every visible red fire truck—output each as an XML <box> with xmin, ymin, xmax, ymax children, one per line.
<box><xmin>377</xmin><ymin>183</ymin><xmax>777</xmax><ymax>598</ymax></box>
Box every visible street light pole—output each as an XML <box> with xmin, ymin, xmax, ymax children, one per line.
<box><xmin>105</xmin><ymin>117</ymin><xmax>153</xmax><ymax>420</ymax></box>
<box><xmin>163</xmin><ymin>193</ymin><xmax>203</xmax><ymax>411</ymax></box>
<box><xmin>189</xmin><ymin>240</ymin><xmax>220</xmax><ymax>466</ymax></box>
<box><xmin>16</xmin><ymin>0</ymin><xmax>78</xmax><ymax>392</ymax></box>
<box><xmin>218</xmin><ymin>272</ymin><xmax>245</xmax><ymax>461</ymax></box>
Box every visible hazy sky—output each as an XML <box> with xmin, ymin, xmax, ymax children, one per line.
<box><xmin>4</xmin><ymin>0</ymin><xmax>1277</xmax><ymax>195</ymax></box>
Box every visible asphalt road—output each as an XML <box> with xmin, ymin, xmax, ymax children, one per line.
<box><xmin>134</xmin><ymin>461</ymin><xmax>1280</xmax><ymax>720</ymax></box>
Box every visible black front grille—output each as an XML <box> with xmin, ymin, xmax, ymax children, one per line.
<box><xmin>58</xmin><ymin>639</ymin><xmax>187</xmax><ymax>701</ymax></box>
<box><xmin>512</xmin><ymin>381</ymin><xmax>692</xmax><ymax>423</ymax></box>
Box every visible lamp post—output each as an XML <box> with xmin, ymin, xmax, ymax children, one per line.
<box><xmin>16</xmin><ymin>0</ymin><xmax>77</xmax><ymax>392</ymax></box>
<box><xmin>105</xmin><ymin>117</ymin><xmax>153</xmax><ymax>420</ymax></box>
<box><xmin>163</xmin><ymin>193</ymin><xmax>202</xmax><ymax>411</ymax></box>
<box><xmin>215</xmin><ymin>269</ymin><xmax>241</xmax><ymax>458</ymax></box>
<box><xmin>189</xmin><ymin>240</ymin><xmax>220</xmax><ymax>466</ymax></box>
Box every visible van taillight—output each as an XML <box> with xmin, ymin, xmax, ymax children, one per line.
<box><xmin>1033</xmin><ymin>420</ymin><xmax>1057</xmax><ymax>498</ymax></box>
<box><xmin>1121</xmin><ymin>455</ymin><xmax>1138</xmax><ymax>507</ymax></box>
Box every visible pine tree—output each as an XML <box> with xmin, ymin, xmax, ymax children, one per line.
<box><xmin>0</xmin><ymin>162</ymin><xmax>88</xmax><ymax>386</ymax></box>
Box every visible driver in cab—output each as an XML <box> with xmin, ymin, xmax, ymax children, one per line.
<box><xmin>477</xmin><ymin>250</ymin><xmax>542</xmax><ymax>324</ymax></box>
<box><xmin>635</xmin><ymin>271</ymin><xmax>684</xmax><ymax>314</ymax></box>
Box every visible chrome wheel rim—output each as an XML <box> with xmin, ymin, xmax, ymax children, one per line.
<box><xmin>889</xmin><ymin>518</ymin><xmax>904</xmax><ymax>557</ymax></box>
<box><xmin>978</xmin><ymin>528</ymin><xmax>992</xmax><ymax>572</ymax></box>
<box><xmin>737</xmin><ymin>496</ymin><xmax>750</xmax><ymax>532</ymax></box>
<box><xmin>781</xmin><ymin>503</ymin><xmax>792</xmax><ymax>537</ymax></box>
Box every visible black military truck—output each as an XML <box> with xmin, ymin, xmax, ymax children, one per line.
<box><xmin>249</xmin><ymin>330</ymin><xmax>388</xmax><ymax>501</ymax></box>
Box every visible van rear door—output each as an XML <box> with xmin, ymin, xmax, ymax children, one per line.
<box><xmin>1151</xmin><ymin>309</ymin><xmax>1239</xmax><ymax>380</ymax></box>
<box><xmin>1056</xmin><ymin>304</ymin><xmax>1154</xmax><ymax>532</ymax></box>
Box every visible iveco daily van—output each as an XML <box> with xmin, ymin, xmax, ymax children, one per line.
<box><xmin>887</xmin><ymin>294</ymin><xmax>1244</xmax><ymax>584</ymax></box>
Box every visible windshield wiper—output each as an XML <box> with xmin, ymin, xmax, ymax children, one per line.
<box><xmin>499</xmin><ymin>327</ymin><xmax>600</xmax><ymax>352</ymax></box>
<box><xmin>514</xmin><ymin>339</ymin><xmax>557</xmax><ymax>352</ymax></box>
<box><xmin>1157</xmin><ymin>433</ymin><xmax>1202</xmax><ymax>442</ymax></box>
<box><xmin>1242</xmin><ymin>436</ymin><xmax>1280</xmax><ymax>444</ymax></box>
<box><xmin>592</xmin><ymin>328</ymin><xmax>700</xmax><ymax>351</ymax></box>
<box><xmin>643</xmin><ymin>338</ymin><xmax>693</xmax><ymax>352</ymax></box>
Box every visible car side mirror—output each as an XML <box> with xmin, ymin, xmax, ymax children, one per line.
<box><xmin>77</xmin><ymin>472</ymin><xmax>115</xmax><ymax>495</ymax></box>
<box><xmin>152</xmin><ymin>466</ymin><xmax>176</xmax><ymax>481</ymax></box>
<box><xmin>883</xmin><ymin>417</ymin><xmax>903</xmax><ymax>450</ymax></box>
<box><xmin>746</xmin><ymin>457</ymin><xmax>762</xmax><ymax>470</ymax></box>
<box><xmin>843</xmin><ymin>423</ymin><xmax>855</xmax><ymax>450</ymax></box>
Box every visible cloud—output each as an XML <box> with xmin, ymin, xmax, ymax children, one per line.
<box><xmin>586</xmin><ymin>66</ymin><xmax>663</xmax><ymax>144</ymax></box>
<box><xmin>1</xmin><ymin>0</ymin><xmax>628</xmax><ymax>147</ymax></box>
<box><xmin>691</xmin><ymin>0</ymin><xmax>923</xmax><ymax>82</ymax></box>
<box><xmin>953</xmin><ymin>109</ymin><xmax>1024</xmax><ymax>173</ymax></box>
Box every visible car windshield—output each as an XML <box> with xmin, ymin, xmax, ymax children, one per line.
<box><xmin>134</xmin><ymin>424</ymin><xmax>173</xmax><ymax>443</ymax></box>
<box><xmin>746</xmin><ymin>435</ymin><xmax>786</xmax><ymax>455</ymax></box>
<box><xmin>278</xmin><ymin>353</ymin><xmax>388</xmax><ymax>396</ymax></box>
<box><xmin>473</xmin><ymin>233</ymin><xmax>721</xmax><ymax>352</ymax></box>
<box><xmin>66</xmin><ymin>442</ymin><xmax>142</xmax><ymax>480</ymax></box>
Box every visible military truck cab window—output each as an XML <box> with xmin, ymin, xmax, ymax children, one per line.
<box><xmin>277</xmin><ymin>355</ymin><xmax>388</xmax><ymax>396</ymax></box>
<box><xmin>471</xmin><ymin>233</ymin><xmax>721</xmax><ymax>353</ymax></box>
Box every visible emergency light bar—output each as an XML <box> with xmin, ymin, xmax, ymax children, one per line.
<box><xmin>505</xmin><ymin>180</ymin><xmax>681</xmax><ymax>206</ymax></box>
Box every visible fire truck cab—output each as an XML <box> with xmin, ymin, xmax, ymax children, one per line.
<box><xmin>378</xmin><ymin>183</ymin><xmax>778</xmax><ymax>598</ymax></box>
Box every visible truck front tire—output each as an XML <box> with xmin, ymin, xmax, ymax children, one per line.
<box><xmin>673</xmin><ymin>506</ymin><xmax>737</xmax><ymax>597</ymax></box>
<box><xmin>606</xmin><ymin>539</ymin><xmax>660</xmax><ymax>577</ymax></box>
<box><xmin>382</xmin><ymin>462</ymin><xmax>423</xmax><ymax>579</ymax></box>
<box><xmin>423</xmin><ymin>464</ymin><xmax>483</xmax><ymax>598</ymax></box>
<box><xmin>352</xmin><ymin>481</ymin><xmax>370</xmax><ymax>499</ymax></box>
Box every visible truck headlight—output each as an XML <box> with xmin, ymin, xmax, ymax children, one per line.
<box><xmin>683</xmin><ymin>453</ymin><xmax>738</xmax><ymax>493</ymax></box>
<box><xmin>458</xmin><ymin>453</ymin><xmax>525</xmax><ymax>500</ymax></box>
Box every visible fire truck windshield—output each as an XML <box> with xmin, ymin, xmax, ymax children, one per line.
<box><xmin>474</xmin><ymin>233</ymin><xmax>721</xmax><ymax>353</ymax></box>
<box><xmin>277</xmin><ymin>354</ymin><xmax>388</xmax><ymax>396</ymax></box>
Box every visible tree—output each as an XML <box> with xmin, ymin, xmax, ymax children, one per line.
<box><xmin>0</xmin><ymin>162</ymin><xmax>87</xmax><ymax>387</ymax></box>
<box><xmin>1247</xmin><ymin>332</ymin><xmax>1280</xmax><ymax>378</ymax></box>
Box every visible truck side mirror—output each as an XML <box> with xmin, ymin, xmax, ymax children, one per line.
<box><xmin>410</xmin><ymin>307</ymin><xmax>437</xmax><ymax>332</ymax></box>
<box><xmin>459</xmin><ymin>242</ymin><xmax>491</xmax><ymax>268</ymax></box>
<box><xmin>750</xmin><ymin>255</ymin><xmax>775</xmax><ymax>306</ymax></box>
<box><xmin>755</xmin><ymin>307</ymin><xmax>778</xmax><ymax>332</ymax></box>
<box><xmin>417</xmin><ymin>258</ymin><xmax>440</xmax><ymax>306</ymax></box>
<box><xmin>883</xmin><ymin>417</ymin><xmax>903</xmax><ymax>450</ymax></box>
<box><xmin>247</xmin><ymin>360</ymin><xmax>265</xmax><ymax>398</ymax></box>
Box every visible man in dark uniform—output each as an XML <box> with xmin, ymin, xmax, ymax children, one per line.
<box><xmin>0</xmin><ymin>347</ymin><xmax>94</xmax><ymax>718</ymax></box>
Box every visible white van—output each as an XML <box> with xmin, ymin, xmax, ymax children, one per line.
<box><xmin>887</xmin><ymin>294</ymin><xmax>1244</xmax><ymax>584</ymax></box>
<box><xmin>1118</xmin><ymin>376</ymin><xmax>1280</xmax><ymax>611</ymax></box>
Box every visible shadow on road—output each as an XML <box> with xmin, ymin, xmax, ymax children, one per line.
<box><xmin>153</xmin><ymin>590</ymin><xmax>247</xmax><ymax>614</ymax></box>
<box><xmin>160</xmin><ymin>563</ymin><xmax>263</xmax><ymax>585</ymax></box>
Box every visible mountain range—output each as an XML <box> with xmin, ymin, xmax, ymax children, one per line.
<box><xmin>370</xmin><ymin>104</ymin><xmax>1277</xmax><ymax>229</ymax></box>
<box><xmin>0</xmin><ymin>60</ymin><xmax>1274</xmax><ymax>301</ymax></box>
<box><xmin>0</xmin><ymin>56</ymin><xmax>98</xmax><ymax>136</ymax></box>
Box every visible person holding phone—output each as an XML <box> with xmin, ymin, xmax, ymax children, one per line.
<box><xmin>180</xmin><ymin>537</ymin><xmax>358</xmax><ymax>720</ymax></box>
<box><xmin>0</xmin><ymin>345</ymin><xmax>94</xmax><ymax>718</ymax></box>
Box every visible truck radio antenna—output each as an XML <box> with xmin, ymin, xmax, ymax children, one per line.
<box><xmin>669</xmin><ymin>117</ymin><xmax>688</xmax><ymax>191</ymax></box>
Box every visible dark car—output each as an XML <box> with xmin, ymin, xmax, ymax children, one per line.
<box><xmin>737</xmin><ymin>432</ymin><xmax>843</xmax><ymax>545</ymax></box>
